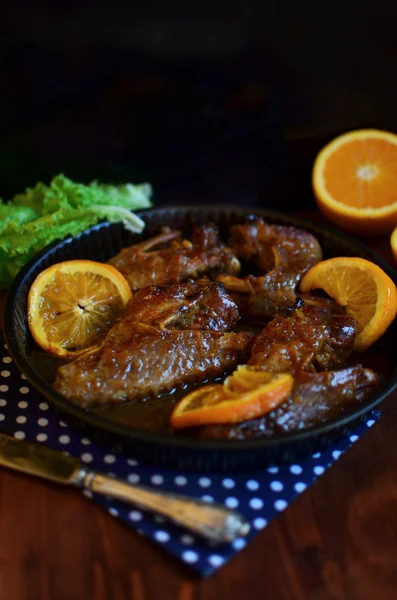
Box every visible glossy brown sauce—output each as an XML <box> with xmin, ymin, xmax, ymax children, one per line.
<box><xmin>32</xmin><ymin>323</ymin><xmax>393</xmax><ymax>437</ymax></box>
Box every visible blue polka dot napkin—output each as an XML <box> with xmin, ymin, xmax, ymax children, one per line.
<box><xmin>0</xmin><ymin>334</ymin><xmax>378</xmax><ymax>577</ymax></box>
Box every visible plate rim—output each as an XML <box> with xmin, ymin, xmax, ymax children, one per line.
<box><xmin>4</xmin><ymin>205</ymin><xmax>397</xmax><ymax>454</ymax></box>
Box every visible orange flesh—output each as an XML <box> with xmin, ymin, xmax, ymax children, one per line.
<box><xmin>171</xmin><ymin>374</ymin><xmax>294</xmax><ymax>428</ymax></box>
<box><xmin>38</xmin><ymin>271</ymin><xmax>126</xmax><ymax>350</ymax></box>
<box><xmin>28</xmin><ymin>260</ymin><xmax>132</xmax><ymax>357</ymax></box>
<box><xmin>300</xmin><ymin>257</ymin><xmax>397</xmax><ymax>351</ymax></box>
<box><xmin>323</xmin><ymin>138</ymin><xmax>397</xmax><ymax>209</ymax></box>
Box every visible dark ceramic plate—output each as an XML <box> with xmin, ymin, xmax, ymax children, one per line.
<box><xmin>4</xmin><ymin>207</ymin><xmax>397</xmax><ymax>471</ymax></box>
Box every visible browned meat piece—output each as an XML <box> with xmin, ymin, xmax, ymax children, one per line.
<box><xmin>195</xmin><ymin>366</ymin><xmax>379</xmax><ymax>440</ymax></box>
<box><xmin>227</xmin><ymin>219</ymin><xmax>322</xmax><ymax>272</ymax></box>
<box><xmin>248</xmin><ymin>297</ymin><xmax>356</xmax><ymax>374</ymax></box>
<box><xmin>118</xmin><ymin>279</ymin><xmax>241</xmax><ymax>331</ymax></box>
<box><xmin>53</xmin><ymin>281</ymin><xmax>254</xmax><ymax>408</ymax></box>
<box><xmin>54</xmin><ymin>329</ymin><xmax>254</xmax><ymax>409</ymax></box>
<box><xmin>218</xmin><ymin>219</ymin><xmax>323</xmax><ymax>320</ymax></box>
<box><xmin>169</xmin><ymin>280</ymin><xmax>241</xmax><ymax>331</ymax></box>
<box><xmin>108</xmin><ymin>224</ymin><xmax>240</xmax><ymax>291</ymax></box>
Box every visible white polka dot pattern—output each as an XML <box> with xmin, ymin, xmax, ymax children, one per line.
<box><xmin>104</xmin><ymin>454</ymin><xmax>116</xmax><ymax>464</ymax></box>
<box><xmin>222</xmin><ymin>478</ymin><xmax>235</xmax><ymax>489</ymax></box>
<box><xmin>274</xmin><ymin>499</ymin><xmax>287</xmax><ymax>511</ymax></box>
<box><xmin>267</xmin><ymin>466</ymin><xmax>279</xmax><ymax>474</ymax></box>
<box><xmin>294</xmin><ymin>482</ymin><xmax>307</xmax><ymax>493</ymax></box>
<box><xmin>232</xmin><ymin>538</ymin><xmax>246</xmax><ymax>550</ymax></box>
<box><xmin>201</xmin><ymin>495</ymin><xmax>214</xmax><ymax>504</ymax></box>
<box><xmin>198</xmin><ymin>477</ymin><xmax>211</xmax><ymax>488</ymax></box>
<box><xmin>270</xmin><ymin>481</ymin><xmax>283</xmax><ymax>492</ymax></box>
<box><xmin>225</xmin><ymin>497</ymin><xmax>239</xmax><ymax>509</ymax></box>
<box><xmin>128</xmin><ymin>510</ymin><xmax>143</xmax><ymax>522</ymax></box>
<box><xmin>182</xmin><ymin>550</ymin><xmax>199</xmax><ymax>564</ymax></box>
<box><xmin>151</xmin><ymin>474</ymin><xmax>164</xmax><ymax>485</ymax></box>
<box><xmin>81</xmin><ymin>453</ymin><xmax>93</xmax><ymax>463</ymax></box>
<box><xmin>154</xmin><ymin>530</ymin><xmax>170</xmax><ymax>543</ymax></box>
<box><xmin>174</xmin><ymin>475</ymin><xmax>187</xmax><ymax>486</ymax></box>
<box><xmin>313</xmin><ymin>465</ymin><xmax>325</xmax><ymax>476</ymax></box>
<box><xmin>208</xmin><ymin>555</ymin><xmax>224</xmax><ymax>568</ymax></box>
<box><xmin>249</xmin><ymin>498</ymin><xmax>264</xmax><ymax>510</ymax></box>
<box><xmin>246</xmin><ymin>480</ymin><xmax>260</xmax><ymax>491</ymax></box>
<box><xmin>290</xmin><ymin>464</ymin><xmax>302</xmax><ymax>475</ymax></box>
<box><xmin>127</xmin><ymin>473</ymin><xmax>140</xmax><ymax>484</ymax></box>
<box><xmin>253</xmin><ymin>517</ymin><xmax>267</xmax><ymax>530</ymax></box>
<box><xmin>0</xmin><ymin>338</ymin><xmax>379</xmax><ymax>576</ymax></box>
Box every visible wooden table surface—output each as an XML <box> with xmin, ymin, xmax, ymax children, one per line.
<box><xmin>1</xmin><ymin>220</ymin><xmax>397</xmax><ymax>600</ymax></box>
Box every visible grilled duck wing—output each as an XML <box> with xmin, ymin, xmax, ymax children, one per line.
<box><xmin>248</xmin><ymin>297</ymin><xmax>356</xmax><ymax>374</ymax></box>
<box><xmin>196</xmin><ymin>366</ymin><xmax>379</xmax><ymax>440</ymax></box>
<box><xmin>109</xmin><ymin>224</ymin><xmax>240</xmax><ymax>291</ymax></box>
<box><xmin>218</xmin><ymin>219</ymin><xmax>322</xmax><ymax>320</ymax></box>
<box><xmin>54</xmin><ymin>326</ymin><xmax>253</xmax><ymax>408</ymax></box>
<box><xmin>53</xmin><ymin>281</ymin><xmax>254</xmax><ymax>408</ymax></box>
<box><xmin>115</xmin><ymin>279</ymin><xmax>241</xmax><ymax>331</ymax></box>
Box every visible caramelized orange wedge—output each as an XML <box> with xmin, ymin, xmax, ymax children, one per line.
<box><xmin>28</xmin><ymin>260</ymin><xmax>132</xmax><ymax>358</ymax></box>
<box><xmin>300</xmin><ymin>256</ymin><xmax>397</xmax><ymax>351</ymax></box>
<box><xmin>171</xmin><ymin>369</ymin><xmax>294</xmax><ymax>428</ymax></box>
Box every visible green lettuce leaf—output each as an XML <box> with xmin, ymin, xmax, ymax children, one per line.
<box><xmin>0</xmin><ymin>174</ymin><xmax>153</xmax><ymax>289</ymax></box>
<box><xmin>0</xmin><ymin>203</ymin><xmax>38</xmax><ymax>235</ymax></box>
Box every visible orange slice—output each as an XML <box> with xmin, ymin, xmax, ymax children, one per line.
<box><xmin>390</xmin><ymin>227</ymin><xmax>397</xmax><ymax>266</ymax></box>
<box><xmin>300</xmin><ymin>257</ymin><xmax>397</xmax><ymax>351</ymax></box>
<box><xmin>171</xmin><ymin>371</ymin><xmax>293</xmax><ymax>428</ymax></box>
<box><xmin>28</xmin><ymin>260</ymin><xmax>132</xmax><ymax>358</ymax></box>
<box><xmin>312</xmin><ymin>129</ymin><xmax>397</xmax><ymax>235</ymax></box>
<box><xmin>223</xmin><ymin>365</ymin><xmax>273</xmax><ymax>393</ymax></box>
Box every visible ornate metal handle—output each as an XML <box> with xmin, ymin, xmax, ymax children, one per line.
<box><xmin>80</xmin><ymin>471</ymin><xmax>250</xmax><ymax>543</ymax></box>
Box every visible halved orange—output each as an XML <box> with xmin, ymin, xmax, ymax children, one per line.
<box><xmin>28</xmin><ymin>260</ymin><xmax>132</xmax><ymax>358</ymax></box>
<box><xmin>171</xmin><ymin>371</ymin><xmax>293</xmax><ymax>428</ymax></box>
<box><xmin>300</xmin><ymin>257</ymin><xmax>397</xmax><ymax>351</ymax></box>
<box><xmin>312</xmin><ymin>129</ymin><xmax>397</xmax><ymax>235</ymax></box>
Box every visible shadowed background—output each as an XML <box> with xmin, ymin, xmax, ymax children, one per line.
<box><xmin>1</xmin><ymin>0</ymin><xmax>396</xmax><ymax>209</ymax></box>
